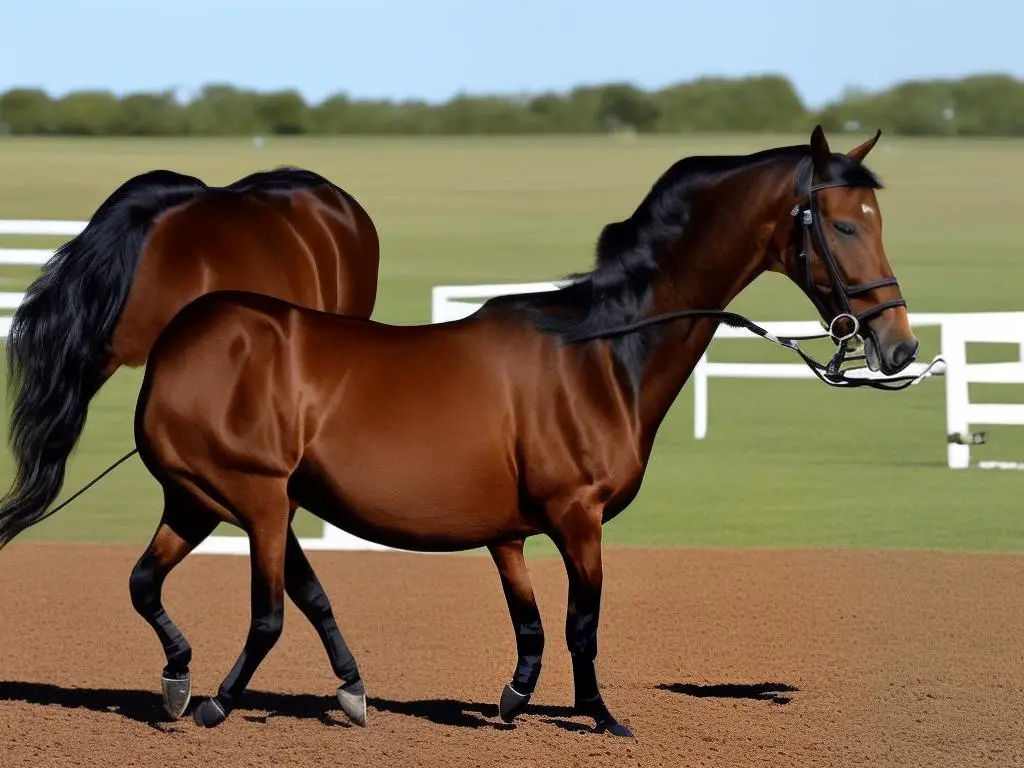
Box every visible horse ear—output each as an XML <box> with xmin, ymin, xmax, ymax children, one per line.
<box><xmin>846</xmin><ymin>129</ymin><xmax>882</xmax><ymax>164</ymax></box>
<box><xmin>809</xmin><ymin>124</ymin><xmax>832</xmax><ymax>175</ymax></box>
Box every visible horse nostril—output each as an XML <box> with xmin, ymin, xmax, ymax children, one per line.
<box><xmin>890</xmin><ymin>339</ymin><xmax>919</xmax><ymax>370</ymax></box>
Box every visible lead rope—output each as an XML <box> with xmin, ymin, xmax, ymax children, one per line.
<box><xmin>42</xmin><ymin>448</ymin><xmax>140</xmax><ymax>517</ymax></box>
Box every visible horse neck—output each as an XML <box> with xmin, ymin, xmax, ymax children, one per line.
<box><xmin>633</xmin><ymin>198</ymin><xmax>778</xmax><ymax>453</ymax></box>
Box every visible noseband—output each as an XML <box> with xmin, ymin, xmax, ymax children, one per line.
<box><xmin>568</xmin><ymin>180</ymin><xmax>944</xmax><ymax>391</ymax></box>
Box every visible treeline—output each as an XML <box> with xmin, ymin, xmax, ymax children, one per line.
<box><xmin>1</xmin><ymin>73</ymin><xmax>1021</xmax><ymax>137</ymax></box>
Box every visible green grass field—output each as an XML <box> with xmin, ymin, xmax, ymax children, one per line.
<box><xmin>1</xmin><ymin>133</ymin><xmax>1023</xmax><ymax>554</ymax></box>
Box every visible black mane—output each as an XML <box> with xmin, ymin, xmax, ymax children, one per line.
<box><xmin>483</xmin><ymin>143</ymin><xmax>882</xmax><ymax>390</ymax></box>
<box><xmin>223</xmin><ymin>166</ymin><xmax>350</xmax><ymax>197</ymax></box>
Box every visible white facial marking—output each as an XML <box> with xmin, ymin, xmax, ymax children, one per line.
<box><xmin>860</xmin><ymin>203</ymin><xmax>875</xmax><ymax>216</ymax></box>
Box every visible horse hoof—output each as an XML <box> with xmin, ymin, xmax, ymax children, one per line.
<box><xmin>596</xmin><ymin>717</ymin><xmax>634</xmax><ymax>738</ymax></box>
<box><xmin>161</xmin><ymin>673</ymin><xmax>192</xmax><ymax>720</ymax></box>
<box><xmin>337</xmin><ymin>679</ymin><xmax>367</xmax><ymax>727</ymax></box>
<box><xmin>192</xmin><ymin>697</ymin><xmax>227</xmax><ymax>728</ymax></box>
<box><xmin>498</xmin><ymin>682</ymin><xmax>531</xmax><ymax>723</ymax></box>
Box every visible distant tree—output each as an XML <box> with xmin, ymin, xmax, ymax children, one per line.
<box><xmin>52</xmin><ymin>90</ymin><xmax>121</xmax><ymax>135</ymax></box>
<box><xmin>113</xmin><ymin>91</ymin><xmax>185</xmax><ymax>135</ymax></box>
<box><xmin>1</xmin><ymin>73</ymin><xmax>1021</xmax><ymax>137</ymax></box>
<box><xmin>596</xmin><ymin>84</ymin><xmax>660</xmax><ymax>132</ymax></box>
<box><xmin>0</xmin><ymin>88</ymin><xmax>54</xmax><ymax>134</ymax></box>
<box><xmin>255</xmin><ymin>90</ymin><xmax>309</xmax><ymax>135</ymax></box>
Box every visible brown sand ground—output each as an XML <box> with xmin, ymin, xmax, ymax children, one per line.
<box><xmin>1</xmin><ymin>542</ymin><xmax>1023</xmax><ymax>767</ymax></box>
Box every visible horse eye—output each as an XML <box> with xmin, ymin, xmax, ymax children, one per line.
<box><xmin>833</xmin><ymin>221</ymin><xmax>857</xmax><ymax>236</ymax></box>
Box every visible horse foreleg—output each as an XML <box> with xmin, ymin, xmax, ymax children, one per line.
<box><xmin>284</xmin><ymin>527</ymin><xmax>366</xmax><ymax>726</ymax></box>
<box><xmin>552</xmin><ymin>508</ymin><xmax>632</xmax><ymax>737</ymax></box>
<box><xmin>489</xmin><ymin>538</ymin><xmax>545</xmax><ymax>722</ymax></box>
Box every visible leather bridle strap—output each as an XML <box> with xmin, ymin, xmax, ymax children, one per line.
<box><xmin>795</xmin><ymin>179</ymin><xmax>906</xmax><ymax>333</ymax></box>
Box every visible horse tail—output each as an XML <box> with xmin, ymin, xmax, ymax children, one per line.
<box><xmin>0</xmin><ymin>170</ymin><xmax>207</xmax><ymax>549</ymax></box>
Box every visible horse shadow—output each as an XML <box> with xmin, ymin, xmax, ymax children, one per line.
<box><xmin>655</xmin><ymin>681</ymin><xmax>799</xmax><ymax>705</ymax></box>
<box><xmin>0</xmin><ymin>679</ymin><xmax>798</xmax><ymax>733</ymax></box>
<box><xmin>0</xmin><ymin>680</ymin><xmax>584</xmax><ymax>732</ymax></box>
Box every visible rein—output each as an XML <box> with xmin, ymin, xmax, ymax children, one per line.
<box><xmin>569</xmin><ymin>306</ymin><xmax>943</xmax><ymax>390</ymax></box>
<box><xmin>569</xmin><ymin>179</ymin><xmax>945</xmax><ymax>391</ymax></box>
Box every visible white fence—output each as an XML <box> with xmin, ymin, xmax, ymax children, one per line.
<box><xmin>3</xmin><ymin>225</ymin><xmax>1023</xmax><ymax>553</ymax></box>
<box><xmin>0</xmin><ymin>219</ymin><xmax>87</xmax><ymax>339</ymax></box>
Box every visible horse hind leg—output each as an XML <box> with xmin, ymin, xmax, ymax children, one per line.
<box><xmin>191</xmin><ymin>484</ymin><xmax>290</xmax><ymax>728</ymax></box>
<box><xmin>128</xmin><ymin>493</ymin><xmax>219</xmax><ymax>720</ymax></box>
<box><xmin>284</xmin><ymin>526</ymin><xmax>367</xmax><ymax>726</ymax></box>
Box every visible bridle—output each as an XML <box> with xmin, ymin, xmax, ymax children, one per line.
<box><xmin>568</xmin><ymin>179</ymin><xmax>945</xmax><ymax>391</ymax></box>
<box><xmin>788</xmin><ymin>178</ymin><xmax>908</xmax><ymax>378</ymax></box>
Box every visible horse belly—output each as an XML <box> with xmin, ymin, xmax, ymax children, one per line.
<box><xmin>297</xmin><ymin>422</ymin><xmax>524</xmax><ymax>552</ymax></box>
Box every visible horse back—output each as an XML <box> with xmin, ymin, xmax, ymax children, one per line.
<box><xmin>109</xmin><ymin>182</ymin><xmax>379</xmax><ymax>370</ymax></box>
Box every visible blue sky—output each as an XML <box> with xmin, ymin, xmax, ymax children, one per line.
<box><xmin>2</xmin><ymin>1</ymin><xmax>1019</xmax><ymax>107</ymax></box>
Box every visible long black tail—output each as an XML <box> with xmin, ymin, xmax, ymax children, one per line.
<box><xmin>0</xmin><ymin>170</ymin><xmax>208</xmax><ymax>548</ymax></box>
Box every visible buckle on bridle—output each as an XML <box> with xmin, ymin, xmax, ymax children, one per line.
<box><xmin>828</xmin><ymin>312</ymin><xmax>859</xmax><ymax>343</ymax></box>
<box><xmin>790</xmin><ymin>206</ymin><xmax>813</xmax><ymax>227</ymax></box>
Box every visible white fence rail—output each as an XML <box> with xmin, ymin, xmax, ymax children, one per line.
<box><xmin>0</xmin><ymin>220</ymin><xmax>88</xmax><ymax>337</ymax></box>
<box><xmin>0</xmin><ymin>219</ymin><xmax>85</xmax><ymax>266</ymax></box>
<box><xmin>4</xmin><ymin>225</ymin><xmax>1023</xmax><ymax>552</ymax></box>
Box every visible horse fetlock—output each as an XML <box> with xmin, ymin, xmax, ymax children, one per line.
<box><xmin>162</xmin><ymin>640</ymin><xmax>192</xmax><ymax>676</ymax></box>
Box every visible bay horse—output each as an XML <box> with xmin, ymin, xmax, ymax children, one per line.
<box><xmin>14</xmin><ymin>126</ymin><xmax>921</xmax><ymax>736</ymax></box>
<box><xmin>0</xmin><ymin>166</ymin><xmax>379</xmax><ymax>719</ymax></box>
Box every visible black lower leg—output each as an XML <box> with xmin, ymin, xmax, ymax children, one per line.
<box><xmin>567</xmin><ymin>604</ymin><xmax>622</xmax><ymax>733</ymax></box>
<box><xmin>557</xmin><ymin>522</ymin><xmax>632</xmax><ymax>737</ymax></box>
<box><xmin>567</xmin><ymin>602</ymin><xmax>628</xmax><ymax>735</ymax></box>
<box><xmin>194</xmin><ymin>521</ymin><xmax>287</xmax><ymax>728</ymax></box>
<box><xmin>213</xmin><ymin>608</ymin><xmax>284</xmax><ymax>714</ymax></box>
<box><xmin>491</xmin><ymin>540</ymin><xmax>545</xmax><ymax>723</ymax></box>
<box><xmin>566</xmin><ymin>604</ymin><xmax>601</xmax><ymax>707</ymax></box>
<box><xmin>510</xmin><ymin>603</ymin><xmax>544</xmax><ymax>695</ymax></box>
<box><xmin>285</xmin><ymin>530</ymin><xmax>359</xmax><ymax>685</ymax></box>
<box><xmin>129</xmin><ymin>551</ymin><xmax>192</xmax><ymax>679</ymax></box>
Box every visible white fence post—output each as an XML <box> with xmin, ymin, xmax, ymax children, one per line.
<box><xmin>942</xmin><ymin>320</ymin><xmax>971</xmax><ymax>469</ymax></box>
<box><xmin>693</xmin><ymin>353</ymin><xmax>709</xmax><ymax>439</ymax></box>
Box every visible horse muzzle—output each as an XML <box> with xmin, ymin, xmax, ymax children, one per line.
<box><xmin>863</xmin><ymin>319</ymin><xmax>919</xmax><ymax>376</ymax></box>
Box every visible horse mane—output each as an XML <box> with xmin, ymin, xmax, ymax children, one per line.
<box><xmin>483</xmin><ymin>143</ymin><xmax>883</xmax><ymax>389</ymax></box>
<box><xmin>223</xmin><ymin>166</ymin><xmax>346</xmax><ymax>196</ymax></box>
